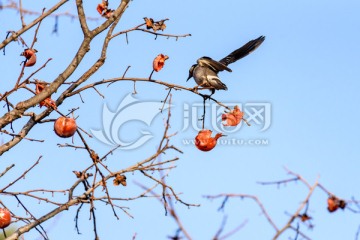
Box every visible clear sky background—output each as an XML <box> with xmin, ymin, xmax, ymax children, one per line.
<box><xmin>1</xmin><ymin>0</ymin><xmax>360</xmax><ymax>239</ymax></box>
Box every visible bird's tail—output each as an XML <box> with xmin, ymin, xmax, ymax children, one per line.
<box><xmin>219</xmin><ymin>36</ymin><xmax>265</xmax><ymax>66</ymax></box>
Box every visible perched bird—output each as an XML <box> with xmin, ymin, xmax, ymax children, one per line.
<box><xmin>187</xmin><ymin>36</ymin><xmax>265</xmax><ymax>94</ymax></box>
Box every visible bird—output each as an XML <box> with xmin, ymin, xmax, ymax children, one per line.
<box><xmin>187</xmin><ymin>35</ymin><xmax>265</xmax><ymax>95</ymax></box>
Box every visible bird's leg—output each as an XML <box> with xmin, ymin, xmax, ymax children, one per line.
<box><xmin>209</xmin><ymin>88</ymin><xmax>215</xmax><ymax>98</ymax></box>
<box><xmin>200</xmin><ymin>88</ymin><xmax>215</xmax><ymax>100</ymax></box>
<box><xmin>203</xmin><ymin>94</ymin><xmax>211</xmax><ymax>100</ymax></box>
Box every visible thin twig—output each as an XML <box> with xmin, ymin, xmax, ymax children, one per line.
<box><xmin>1</xmin><ymin>156</ymin><xmax>42</xmax><ymax>191</ymax></box>
<box><xmin>19</xmin><ymin>0</ymin><xmax>26</xmax><ymax>28</ymax></box>
<box><xmin>205</xmin><ymin>194</ymin><xmax>278</xmax><ymax>232</ymax></box>
<box><xmin>0</xmin><ymin>164</ymin><xmax>15</xmax><ymax>178</ymax></box>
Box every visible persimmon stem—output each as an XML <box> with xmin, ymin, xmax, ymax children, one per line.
<box><xmin>243</xmin><ymin>118</ymin><xmax>251</xmax><ymax>126</ymax></box>
<box><xmin>149</xmin><ymin>69</ymin><xmax>155</xmax><ymax>80</ymax></box>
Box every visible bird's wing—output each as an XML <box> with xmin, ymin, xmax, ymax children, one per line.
<box><xmin>219</xmin><ymin>36</ymin><xmax>265</xmax><ymax>66</ymax></box>
<box><xmin>198</xmin><ymin>57</ymin><xmax>232</xmax><ymax>73</ymax></box>
<box><xmin>206</xmin><ymin>75</ymin><xmax>228</xmax><ymax>90</ymax></box>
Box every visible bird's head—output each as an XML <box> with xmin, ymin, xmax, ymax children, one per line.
<box><xmin>186</xmin><ymin>64</ymin><xmax>197</xmax><ymax>81</ymax></box>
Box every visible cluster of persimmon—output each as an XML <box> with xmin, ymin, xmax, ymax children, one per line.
<box><xmin>0</xmin><ymin>208</ymin><xmax>11</xmax><ymax>229</ymax></box>
<box><xmin>195</xmin><ymin>105</ymin><xmax>246</xmax><ymax>152</ymax></box>
<box><xmin>96</xmin><ymin>0</ymin><xmax>114</xmax><ymax>19</ymax></box>
<box><xmin>20</xmin><ymin>48</ymin><xmax>37</xmax><ymax>67</ymax></box>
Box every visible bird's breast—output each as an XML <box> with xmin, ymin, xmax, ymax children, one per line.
<box><xmin>193</xmin><ymin>66</ymin><xmax>219</xmax><ymax>87</ymax></box>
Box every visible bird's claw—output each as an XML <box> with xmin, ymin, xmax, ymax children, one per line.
<box><xmin>203</xmin><ymin>94</ymin><xmax>211</xmax><ymax>100</ymax></box>
<box><xmin>192</xmin><ymin>86</ymin><xmax>199</xmax><ymax>94</ymax></box>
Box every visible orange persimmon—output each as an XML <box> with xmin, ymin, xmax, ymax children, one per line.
<box><xmin>153</xmin><ymin>54</ymin><xmax>169</xmax><ymax>72</ymax></box>
<box><xmin>21</xmin><ymin>49</ymin><xmax>37</xmax><ymax>67</ymax></box>
<box><xmin>0</xmin><ymin>208</ymin><xmax>11</xmax><ymax>229</ymax></box>
<box><xmin>54</xmin><ymin>117</ymin><xmax>77</xmax><ymax>138</ymax></box>
<box><xmin>222</xmin><ymin>105</ymin><xmax>244</xmax><ymax>126</ymax></box>
<box><xmin>195</xmin><ymin>129</ymin><xmax>223</xmax><ymax>152</ymax></box>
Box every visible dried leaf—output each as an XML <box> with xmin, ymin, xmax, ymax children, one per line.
<box><xmin>73</xmin><ymin>171</ymin><xmax>93</xmax><ymax>179</ymax></box>
<box><xmin>144</xmin><ymin>17</ymin><xmax>154</xmax><ymax>29</ymax></box>
<box><xmin>97</xmin><ymin>1</ymin><xmax>113</xmax><ymax>18</ymax></box>
<box><xmin>35</xmin><ymin>82</ymin><xmax>45</xmax><ymax>94</ymax></box>
<box><xmin>113</xmin><ymin>174</ymin><xmax>127</xmax><ymax>186</ymax></box>
<box><xmin>40</xmin><ymin>98</ymin><xmax>57</xmax><ymax>109</ymax></box>
<box><xmin>90</xmin><ymin>150</ymin><xmax>99</xmax><ymax>163</ymax></box>
<box><xmin>73</xmin><ymin>171</ymin><xmax>82</xmax><ymax>178</ymax></box>
<box><xmin>143</xmin><ymin>17</ymin><xmax>166</xmax><ymax>32</ymax></box>
<box><xmin>102</xmin><ymin>9</ymin><xmax>114</xmax><ymax>19</ymax></box>
<box><xmin>299</xmin><ymin>213</ymin><xmax>312</xmax><ymax>222</ymax></box>
<box><xmin>101</xmin><ymin>178</ymin><xmax>107</xmax><ymax>190</ymax></box>
<box><xmin>153</xmin><ymin>20</ymin><xmax>166</xmax><ymax>32</ymax></box>
<box><xmin>339</xmin><ymin>199</ymin><xmax>346</xmax><ymax>209</ymax></box>
<box><xmin>35</xmin><ymin>82</ymin><xmax>57</xmax><ymax>110</ymax></box>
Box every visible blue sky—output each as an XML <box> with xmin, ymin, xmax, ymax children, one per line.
<box><xmin>1</xmin><ymin>0</ymin><xmax>360</xmax><ymax>239</ymax></box>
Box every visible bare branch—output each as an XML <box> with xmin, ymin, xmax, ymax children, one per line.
<box><xmin>205</xmin><ymin>194</ymin><xmax>279</xmax><ymax>232</ymax></box>
<box><xmin>1</xmin><ymin>156</ymin><xmax>42</xmax><ymax>191</ymax></box>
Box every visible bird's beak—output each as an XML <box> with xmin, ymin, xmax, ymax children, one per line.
<box><xmin>187</xmin><ymin>64</ymin><xmax>195</xmax><ymax>81</ymax></box>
